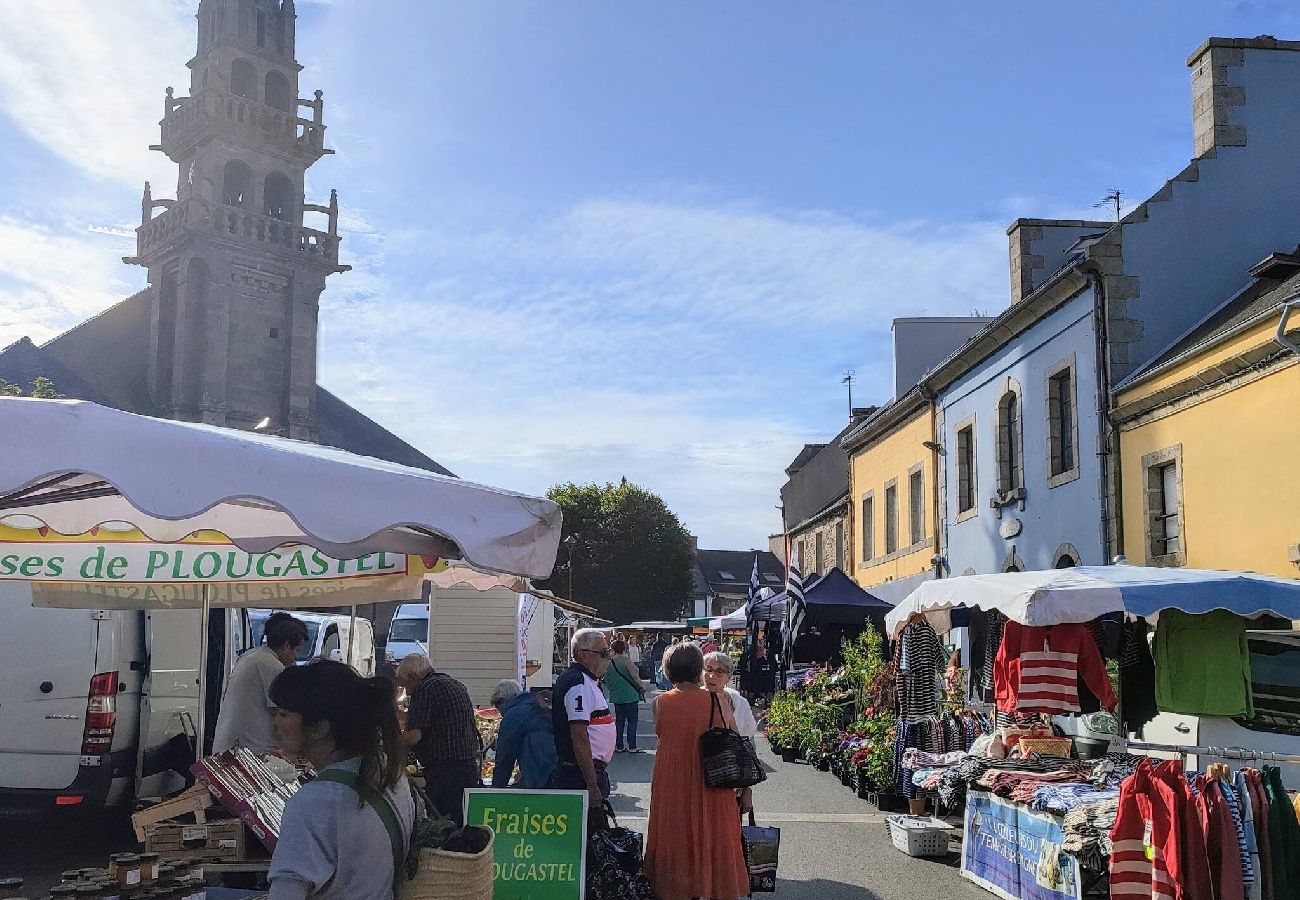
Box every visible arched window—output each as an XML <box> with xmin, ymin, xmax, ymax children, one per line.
<box><xmin>263</xmin><ymin>172</ymin><xmax>293</xmax><ymax>221</ymax></box>
<box><xmin>222</xmin><ymin>160</ymin><xmax>253</xmax><ymax>207</ymax></box>
<box><xmin>997</xmin><ymin>390</ymin><xmax>1023</xmax><ymax>493</ymax></box>
<box><xmin>264</xmin><ymin>71</ymin><xmax>291</xmax><ymax>111</ymax></box>
<box><xmin>230</xmin><ymin>58</ymin><xmax>257</xmax><ymax>100</ymax></box>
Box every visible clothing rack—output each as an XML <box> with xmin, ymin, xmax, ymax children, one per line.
<box><xmin>1127</xmin><ymin>740</ymin><xmax>1300</xmax><ymax>765</ymax></box>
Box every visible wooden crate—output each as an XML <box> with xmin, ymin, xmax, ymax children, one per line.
<box><xmin>145</xmin><ymin>819</ymin><xmax>247</xmax><ymax>861</ymax></box>
<box><xmin>130</xmin><ymin>784</ymin><xmax>215</xmax><ymax>842</ymax></box>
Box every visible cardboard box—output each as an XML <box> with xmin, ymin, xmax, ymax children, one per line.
<box><xmin>145</xmin><ymin>819</ymin><xmax>246</xmax><ymax>861</ymax></box>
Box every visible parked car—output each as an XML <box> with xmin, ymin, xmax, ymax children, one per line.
<box><xmin>384</xmin><ymin>601</ymin><xmax>429</xmax><ymax>663</ymax></box>
<box><xmin>246</xmin><ymin>609</ymin><xmax>377</xmax><ymax>677</ymax></box>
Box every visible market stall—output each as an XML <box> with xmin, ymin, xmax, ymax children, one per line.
<box><xmin>0</xmin><ymin>398</ymin><xmax>563</xmax><ymax>891</ymax></box>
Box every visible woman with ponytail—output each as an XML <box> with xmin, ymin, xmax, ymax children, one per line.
<box><xmin>266</xmin><ymin>659</ymin><xmax>415</xmax><ymax>900</ymax></box>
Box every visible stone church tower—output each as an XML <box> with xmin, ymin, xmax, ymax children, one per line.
<box><xmin>126</xmin><ymin>0</ymin><xmax>345</xmax><ymax>438</ymax></box>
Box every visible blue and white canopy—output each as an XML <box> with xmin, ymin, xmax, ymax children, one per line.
<box><xmin>885</xmin><ymin>564</ymin><xmax>1300</xmax><ymax>638</ymax></box>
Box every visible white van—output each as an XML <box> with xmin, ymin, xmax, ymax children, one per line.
<box><xmin>247</xmin><ymin>609</ymin><xmax>377</xmax><ymax>676</ymax></box>
<box><xmin>0</xmin><ymin>583</ymin><xmax>247</xmax><ymax>810</ymax></box>
<box><xmin>1138</xmin><ymin>628</ymin><xmax>1300</xmax><ymax>789</ymax></box>
<box><xmin>385</xmin><ymin>602</ymin><xmax>429</xmax><ymax>664</ymax></box>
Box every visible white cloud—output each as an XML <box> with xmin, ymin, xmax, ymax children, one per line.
<box><xmin>318</xmin><ymin>198</ymin><xmax>1008</xmax><ymax>545</ymax></box>
<box><xmin>0</xmin><ymin>0</ymin><xmax>191</xmax><ymax>186</ymax></box>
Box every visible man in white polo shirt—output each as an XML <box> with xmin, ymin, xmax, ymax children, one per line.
<box><xmin>550</xmin><ymin>628</ymin><xmax>616</xmax><ymax>828</ymax></box>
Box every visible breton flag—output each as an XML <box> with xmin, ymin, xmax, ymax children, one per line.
<box><xmin>744</xmin><ymin>553</ymin><xmax>762</xmax><ymax>649</ymax></box>
<box><xmin>783</xmin><ymin>546</ymin><xmax>807</xmax><ymax>666</ymax></box>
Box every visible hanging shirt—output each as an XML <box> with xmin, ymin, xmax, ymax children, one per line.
<box><xmin>1153</xmin><ymin>609</ymin><xmax>1254</xmax><ymax>717</ymax></box>
<box><xmin>994</xmin><ymin>621</ymin><xmax>1117</xmax><ymax>715</ymax></box>
<box><xmin>1109</xmin><ymin>758</ymin><xmax>1178</xmax><ymax>900</ymax></box>
<box><xmin>897</xmin><ymin>620</ymin><xmax>941</xmax><ymax>719</ymax></box>
<box><xmin>1233</xmin><ymin>770</ymin><xmax>1263</xmax><ymax>900</ymax></box>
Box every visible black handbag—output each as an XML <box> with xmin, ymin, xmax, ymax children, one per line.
<box><xmin>741</xmin><ymin>808</ymin><xmax>781</xmax><ymax>893</ymax></box>
<box><xmin>699</xmin><ymin>691</ymin><xmax>766</xmax><ymax>790</ymax></box>
<box><xmin>587</xmin><ymin>802</ymin><xmax>656</xmax><ymax>900</ymax></box>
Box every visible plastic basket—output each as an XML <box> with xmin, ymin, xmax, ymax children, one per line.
<box><xmin>885</xmin><ymin>815</ymin><xmax>952</xmax><ymax>858</ymax></box>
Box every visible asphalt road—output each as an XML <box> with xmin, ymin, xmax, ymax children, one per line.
<box><xmin>2</xmin><ymin>697</ymin><xmax>993</xmax><ymax>898</ymax></box>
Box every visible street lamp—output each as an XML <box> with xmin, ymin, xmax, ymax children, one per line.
<box><xmin>561</xmin><ymin>533</ymin><xmax>580</xmax><ymax>601</ymax></box>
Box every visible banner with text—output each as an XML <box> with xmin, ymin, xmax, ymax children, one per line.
<box><xmin>961</xmin><ymin>790</ymin><xmax>1081</xmax><ymax>900</ymax></box>
<box><xmin>465</xmin><ymin>788</ymin><xmax>587</xmax><ymax>900</ymax></box>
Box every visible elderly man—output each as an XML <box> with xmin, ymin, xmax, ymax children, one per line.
<box><xmin>397</xmin><ymin>653</ymin><xmax>480</xmax><ymax>825</ymax></box>
<box><xmin>214</xmin><ymin>612</ymin><xmax>308</xmax><ymax>756</ymax></box>
<box><xmin>551</xmin><ymin>628</ymin><xmax>616</xmax><ymax>826</ymax></box>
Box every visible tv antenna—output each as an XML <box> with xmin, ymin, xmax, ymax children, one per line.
<box><xmin>841</xmin><ymin>370</ymin><xmax>855</xmax><ymax>418</ymax></box>
<box><xmin>1094</xmin><ymin>189</ymin><xmax>1123</xmax><ymax>224</ymax></box>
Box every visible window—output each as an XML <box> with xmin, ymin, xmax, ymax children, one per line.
<box><xmin>264</xmin><ymin>71</ymin><xmax>292</xmax><ymax>112</ymax></box>
<box><xmin>1232</xmin><ymin>631</ymin><xmax>1300</xmax><ymax>736</ymax></box>
<box><xmin>908</xmin><ymin>468</ymin><xmax>924</xmax><ymax>546</ymax></box>
<box><xmin>221</xmin><ymin>160</ymin><xmax>253</xmax><ymax>207</ymax></box>
<box><xmin>814</xmin><ymin>532</ymin><xmax>824</xmax><ymax>574</ymax></box>
<box><xmin>1142</xmin><ymin>445</ymin><xmax>1184</xmax><ymax>565</ymax></box>
<box><xmin>320</xmin><ymin>626</ymin><xmax>340</xmax><ymax>660</ymax></box>
<box><xmin>263</xmin><ymin>172</ymin><xmax>293</xmax><ymax>220</ymax></box>
<box><xmin>997</xmin><ymin>389</ymin><xmax>1023</xmax><ymax>493</ymax></box>
<box><xmin>861</xmin><ymin>494</ymin><xmax>874</xmax><ymax>562</ymax></box>
<box><xmin>762</xmin><ymin>573</ymin><xmax>781</xmax><ymax>584</ymax></box>
<box><xmin>956</xmin><ymin>422</ymin><xmax>977</xmax><ymax>515</ymax></box>
<box><xmin>834</xmin><ymin>521</ymin><xmax>844</xmax><ymax>571</ymax></box>
<box><xmin>1153</xmin><ymin>463</ymin><xmax>1180</xmax><ymax>555</ymax></box>
<box><xmin>230</xmin><ymin>58</ymin><xmax>257</xmax><ymax>100</ymax></box>
<box><xmin>717</xmin><ymin>570</ymin><xmax>735</xmax><ymax>581</ymax></box>
<box><xmin>884</xmin><ymin>482</ymin><xmax>898</xmax><ymax>555</ymax></box>
<box><xmin>1048</xmin><ymin>365</ymin><xmax>1078</xmax><ymax>482</ymax></box>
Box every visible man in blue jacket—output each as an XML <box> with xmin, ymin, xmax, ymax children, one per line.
<box><xmin>492</xmin><ymin>685</ymin><xmax>557</xmax><ymax>789</ymax></box>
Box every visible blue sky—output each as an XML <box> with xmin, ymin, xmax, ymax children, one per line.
<box><xmin>0</xmin><ymin>1</ymin><xmax>1296</xmax><ymax>548</ymax></box>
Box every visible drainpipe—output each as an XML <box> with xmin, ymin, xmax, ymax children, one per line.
<box><xmin>918</xmin><ymin>384</ymin><xmax>945</xmax><ymax>579</ymax></box>
<box><xmin>1275</xmin><ymin>291</ymin><xmax>1300</xmax><ymax>356</ymax></box>
<box><xmin>1080</xmin><ymin>266</ymin><xmax>1119</xmax><ymax>564</ymax></box>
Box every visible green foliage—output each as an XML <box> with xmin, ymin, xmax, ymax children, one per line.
<box><xmin>537</xmin><ymin>478</ymin><xmax>695</xmax><ymax>623</ymax></box>
<box><xmin>0</xmin><ymin>376</ymin><xmax>63</xmax><ymax>398</ymax></box>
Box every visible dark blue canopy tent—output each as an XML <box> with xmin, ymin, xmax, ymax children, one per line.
<box><xmin>789</xmin><ymin>568</ymin><xmax>894</xmax><ymax>664</ymax></box>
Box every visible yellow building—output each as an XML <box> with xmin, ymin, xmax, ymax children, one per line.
<box><xmin>843</xmin><ymin>389</ymin><xmax>940</xmax><ymax>600</ymax></box>
<box><xmin>1114</xmin><ymin>262</ymin><xmax>1300</xmax><ymax>577</ymax></box>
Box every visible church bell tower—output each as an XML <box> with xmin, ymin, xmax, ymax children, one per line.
<box><xmin>127</xmin><ymin>0</ymin><xmax>347</xmax><ymax>438</ymax></box>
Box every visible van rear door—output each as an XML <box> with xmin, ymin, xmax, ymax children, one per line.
<box><xmin>135</xmin><ymin>608</ymin><xmax>200</xmax><ymax>798</ymax></box>
<box><xmin>0</xmin><ymin>584</ymin><xmax>97</xmax><ymax>790</ymax></box>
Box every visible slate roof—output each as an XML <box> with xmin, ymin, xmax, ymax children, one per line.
<box><xmin>0</xmin><ymin>292</ymin><xmax>454</xmax><ymax>477</ymax></box>
<box><xmin>1125</xmin><ymin>268</ymin><xmax>1300</xmax><ymax>386</ymax></box>
<box><xmin>695</xmin><ymin>548</ymin><xmax>785</xmax><ymax>595</ymax></box>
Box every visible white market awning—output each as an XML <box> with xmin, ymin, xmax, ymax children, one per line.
<box><xmin>0</xmin><ymin>398</ymin><xmax>562</xmax><ymax>580</ymax></box>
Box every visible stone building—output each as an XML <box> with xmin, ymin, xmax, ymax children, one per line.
<box><xmin>0</xmin><ymin>0</ymin><xmax>450</xmax><ymax>476</ymax></box>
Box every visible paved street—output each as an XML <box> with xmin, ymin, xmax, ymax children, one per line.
<box><xmin>2</xmin><ymin>698</ymin><xmax>992</xmax><ymax>898</ymax></box>
<box><xmin>607</xmin><ymin>702</ymin><xmax>989</xmax><ymax>900</ymax></box>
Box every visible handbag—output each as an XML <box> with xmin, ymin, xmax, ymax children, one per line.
<box><xmin>586</xmin><ymin>802</ymin><xmax>656</xmax><ymax>900</ymax></box>
<box><xmin>699</xmin><ymin>691</ymin><xmax>766</xmax><ymax>790</ymax></box>
<box><xmin>741</xmin><ymin>808</ymin><xmax>781</xmax><ymax>893</ymax></box>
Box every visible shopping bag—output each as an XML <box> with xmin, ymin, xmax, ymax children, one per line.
<box><xmin>586</xmin><ymin>802</ymin><xmax>656</xmax><ymax>900</ymax></box>
<box><xmin>741</xmin><ymin>809</ymin><xmax>781</xmax><ymax>893</ymax></box>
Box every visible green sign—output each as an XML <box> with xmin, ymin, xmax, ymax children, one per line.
<box><xmin>464</xmin><ymin>788</ymin><xmax>588</xmax><ymax>899</ymax></box>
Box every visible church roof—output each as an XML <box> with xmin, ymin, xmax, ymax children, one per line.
<box><xmin>0</xmin><ymin>294</ymin><xmax>454</xmax><ymax>478</ymax></box>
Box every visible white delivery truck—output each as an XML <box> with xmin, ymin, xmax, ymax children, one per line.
<box><xmin>0</xmin><ymin>589</ymin><xmax>379</xmax><ymax>811</ymax></box>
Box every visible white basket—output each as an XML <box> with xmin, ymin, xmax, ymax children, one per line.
<box><xmin>885</xmin><ymin>815</ymin><xmax>952</xmax><ymax>857</ymax></box>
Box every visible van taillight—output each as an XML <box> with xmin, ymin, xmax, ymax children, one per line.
<box><xmin>81</xmin><ymin>672</ymin><xmax>118</xmax><ymax>756</ymax></box>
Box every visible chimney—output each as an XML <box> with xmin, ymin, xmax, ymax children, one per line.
<box><xmin>1007</xmin><ymin>219</ymin><xmax>1113</xmax><ymax>304</ymax></box>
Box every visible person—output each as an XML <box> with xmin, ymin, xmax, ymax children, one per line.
<box><xmin>213</xmin><ymin>612</ymin><xmax>308</xmax><ymax>755</ymax></box>
<box><xmin>266</xmin><ymin>660</ymin><xmax>414</xmax><ymax>900</ymax></box>
<box><xmin>703</xmin><ymin>650</ymin><xmax>757</xmax><ymax>740</ymax></box>
<box><xmin>493</xmin><ymin>685</ymin><xmax>557</xmax><ymax>789</ymax></box>
<box><xmin>396</xmin><ymin>653</ymin><xmax>480</xmax><ymax>825</ymax></box>
<box><xmin>551</xmin><ymin>628</ymin><xmax>616</xmax><ymax>829</ymax></box>
<box><xmin>626</xmin><ymin>638</ymin><xmax>642</xmax><ymax>669</ymax></box>
<box><xmin>650</xmin><ymin>634</ymin><xmax>669</xmax><ymax>690</ymax></box>
<box><xmin>606</xmin><ymin>639</ymin><xmax>646</xmax><ymax>753</ymax></box>
<box><xmin>643</xmin><ymin>642</ymin><xmax>750</xmax><ymax>900</ymax></box>
<box><xmin>700</xmin><ymin>634</ymin><xmax>717</xmax><ymax>656</ymax></box>
<box><xmin>490</xmin><ymin>678</ymin><xmax>522</xmax><ymax>710</ymax></box>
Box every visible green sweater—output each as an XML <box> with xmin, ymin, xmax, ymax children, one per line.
<box><xmin>605</xmin><ymin>657</ymin><xmax>643</xmax><ymax>705</ymax></box>
<box><xmin>1154</xmin><ymin>609</ymin><xmax>1254</xmax><ymax>717</ymax></box>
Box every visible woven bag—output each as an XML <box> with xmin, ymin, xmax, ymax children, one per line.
<box><xmin>699</xmin><ymin>691</ymin><xmax>766</xmax><ymax>790</ymax></box>
<box><xmin>397</xmin><ymin>826</ymin><xmax>495</xmax><ymax>900</ymax></box>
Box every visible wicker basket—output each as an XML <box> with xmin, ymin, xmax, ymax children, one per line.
<box><xmin>397</xmin><ymin>827</ymin><xmax>495</xmax><ymax>900</ymax></box>
<box><xmin>1018</xmin><ymin>736</ymin><xmax>1074</xmax><ymax>758</ymax></box>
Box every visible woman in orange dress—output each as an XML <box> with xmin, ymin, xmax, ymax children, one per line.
<box><xmin>644</xmin><ymin>642</ymin><xmax>751</xmax><ymax>900</ymax></box>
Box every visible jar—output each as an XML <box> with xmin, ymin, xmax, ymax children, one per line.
<box><xmin>96</xmin><ymin>878</ymin><xmax>121</xmax><ymax>900</ymax></box>
<box><xmin>49</xmin><ymin>885</ymin><xmax>79</xmax><ymax>897</ymax></box>
<box><xmin>62</xmin><ymin>870</ymin><xmax>84</xmax><ymax>883</ymax></box>
<box><xmin>185</xmin><ymin>861</ymin><xmax>204</xmax><ymax>884</ymax></box>
<box><xmin>112</xmin><ymin>855</ymin><xmax>141</xmax><ymax>891</ymax></box>
<box><xmin>74</xmin><ymin>883</ymin><xmax>100</xmax><ymax>898</ymax></box>
<box><xmin>137</xmin><ymin>856</ymin><xmax>159</xmax><ymax>886</ymax></box>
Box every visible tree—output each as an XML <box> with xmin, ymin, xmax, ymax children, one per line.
<box><xmin>538</xmin><ymin>478</ymin><xmax>696</xmax><ymax>624</ymax></box>
<box><xmin>0</xmin><ymin>376</ymin><xmax>63</xmax><ymax>398</ymax></box>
